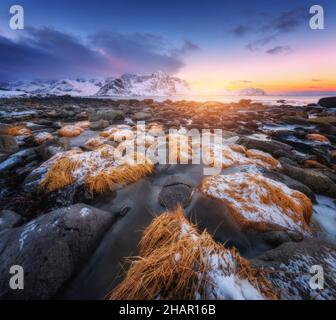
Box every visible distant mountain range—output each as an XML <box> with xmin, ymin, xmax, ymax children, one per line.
<box><xmin>0</xmin><ymin>71</ymin><xmax>270</xmax><ymax>98</ymax></box>
<box><xmin>0</xmin><ymin>78</ymin><xmax>105</xmax><ymax>97</ymax></box>
<box><xmin>221</xmin><ymin>87</ymin><xmax>266</xmax><ymax>96</ymax></box>
<box><xmin>0</xmin><ymin>71</ymin><xmax>191</xmax><ymax>97</ymax></box>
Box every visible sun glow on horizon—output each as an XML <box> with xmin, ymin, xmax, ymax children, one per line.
<box><xmin>176</xmin><ymin>41</ymin><xmax>336</xmax><ymax>95</ymax></box>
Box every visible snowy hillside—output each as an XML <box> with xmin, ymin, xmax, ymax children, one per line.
<box><xmin>1</xmin><ymin>72</ymin><xmax>190</xmax><ymax>97</ymax></box>
<box><xmin>1</xmin><ymin>78</ymin><xmax>106</xmax><ymax>97</ymax></box>
<box><xmin>96</xmin><ymin>71</ymin><xmax>190</xmax><ymax>96</ymax></box>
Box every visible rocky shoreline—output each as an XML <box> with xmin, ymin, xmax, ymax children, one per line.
<box><xmin>0</xmin><ymin>96</ymin><xmax>335</xmax><ymax>300</ymax></box>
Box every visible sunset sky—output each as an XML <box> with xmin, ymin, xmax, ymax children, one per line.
<box><xmin>0</xmin><ymin>0</ymin><xmax>336</xmax><ymax>94</ymax></box>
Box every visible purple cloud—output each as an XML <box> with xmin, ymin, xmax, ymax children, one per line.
<box><xmin>231</xmin><ymin>25</ymin><xmax>250</xmax><ymax>37</ymax></box>
<box><xmin>0</xmin><ymin>27</ymin><xmax>199</xmax><ymax>81</ymax></box>
<box><xmin>266</xmin><ymin>45</ymin><xmax>293</xmax><ymax>55</ymax></box>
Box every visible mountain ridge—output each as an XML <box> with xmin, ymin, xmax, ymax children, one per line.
<box><xmin>0</xmin><ymin>72</ymin><xmax>270</xmax><ymax>97</ymax></box>
<box><xmin>1</xmin><ymin>71</ymin><xmax>191</xmax><ymax>97</ymax></box>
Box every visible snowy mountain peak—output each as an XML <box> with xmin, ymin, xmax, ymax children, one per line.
<box><xmin>96</xmin><ymin>71</ymin><xmax>190</xmax><ymax>97</ymax></box>
<box><xmin>1</xmin><ymin>72</ymin><xmax>190</xmax><ymax>97</ymax></box>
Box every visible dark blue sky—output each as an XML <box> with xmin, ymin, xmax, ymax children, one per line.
<box><xmin>0</xmin><ymin>0</ymin><xmax>335</xmax><ymax>93</ymax></box>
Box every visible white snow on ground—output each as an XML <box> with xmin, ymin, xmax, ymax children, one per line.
<box><xmin>201</xmin><ymin>143</ymin><xmax>279</xmax><ymax>170</ymax></box>
<box><xmin>19</xmin><ymin>221</ymin><xmax>37</xmax><ymax>251</ymax></box>
<box><xmin>0</xmin><ymin>89</ymin><xmax>26</xmax><ymax>97</ymax></box>
<box><xmin>80</xmin><ymin>207</ymin><xmax>92</xmax><ymax>217</ymax></box>
<box><xmin>0</xmin><ymin>110</ymin><xmax>36</xmax><ymax>117</ymax></box>
<box><xmin>313</xmin><ymin>195</ymin><xmax>336</xmax><ymax>244</ymax></box>
<box><xmin>178</xmin><ymin>221</ymin><xmax>268</xmax><ymax>300</ymax></box>
<box><xmin>247</xmin><ymin>133</ymin><xmax>271</xmax><ymax>141</ymax></box>
<box><xmin>33</xmin><ymin>144</ymin><xmax>151</xmax><ymax>190</ymax></box>
<box><xmin>267</xmin><ymin>252</ymin><xmax>336</xmax><ymax>300</ymax></box>
<box><xmin>201</xmin><ymin>173</ymin><xmax>311</xmax><ymax>235</ymax></box>
<box><xmin>204</xmin><ymin>251</ymin><xmax>265</xmax><ymax>300</ymax></box>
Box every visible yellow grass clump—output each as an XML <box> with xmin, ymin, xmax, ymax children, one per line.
<box><xmin>85</xmin><ymin>159</ymin><xmax>153</xmax><ymax>194</ymax></box>
<box><xmin>306</xmin><ymin>133</ymin><xmax>330</xmax><ymax>143</ymax></box>
<box><xmin>100</xmin><ymin>126</ymin><xmax>132</xmax><ymax>138</ymax></box>
<box><xmin>202</xmin><ymin>143</ymin><xmax>279</xmax><ymax>170</ymax></box>
<box><xmin>58</xmin><ymin>125</ymin><xmax>84</xmax><ymax>137</ymax></box>
<box><xmin>84</xmin><ymin>136</ymin><xmax>108</xmax><ymax>149</ymax></box>
<box><xmin>303</xmin><ymin>159</ymin><xmax>327</xmax><ymax>169</ymax></box>
<box><xmin>39</xmin><ymin>157</ymin><xmax>81</xmax><ymax>193</ymax></box>
<box><xmin>228</xmin><ymin>144</ymin><xmax>246</xmax><ymax>154</ymax></box>
<box><xmin>246</xmin><ymin>149</ymin><xmax>279</xmax><ymax>168</ymax></box>
<box><xmin>5</xmin><ymin>126</ymin><xmax>32</xmax><ymax>136</ymax></box>
<box><xmin>110</xmin><ymin>207</ymin><xmax>277</xmax><ymax>300</ymax></box>
<box><xmin>108</xmin><ymin>129</ymin><xmax>134</xmax><ymax>142</ymax></box>
<box><xmin>200</xmin><ymin>173</ymin><xmax>312</xmax><ymax>235</ymax></box>
<box><xmin>39</xmin><ymin>145</ymin><xmax>154</xmax><ymax>194</ymax></box>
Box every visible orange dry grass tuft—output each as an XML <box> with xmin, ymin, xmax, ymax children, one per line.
<box><xmin>39</xmin><ymin>157</ymin><xmax>81</xmax><ymax>193</ymax></box>
<box><xmin>202</xmin><ymin>144</ymin><xmax>279</xmax><ymax>170</ymax></box>
<box><xmin>110</xmin><ymin>207</ymin><xmax>277</xmax><ymax>300</ymax></box>
<box><xmin>5</xmin><ymin>126</ymin><xmax>32</xmax><ymax>136</ymax></box>
<box><xmin>108</xmin><ymin>129</ymin><xmax>134</xmax><ymax>142</ymax></box>
<box><xmin>85</xmin><ymin>171</ymin><xmax>115</xmax><ymax>194</ymax></box>
<box><xmin>99</xmin><ymin>130</ymin><xmax>112</xmax><ymax>138</ymax></box>
<box><xmin>292</xmin><ymin>190</ymin><xmax>313</xmax><ymax>225</ymax></box>
<box><xmin>228</xmin><ymin>144</ymin><xmax>246</xmax><ymax>154</ymax></box>
<box><xmin>40</xmin><ymin>144</ymin><xmax>154</xmax><ymax>194</ymax></box>
<box><xmin>85</xmin><ymin>161</ymin><xmax>153</xmax><ymax>194</ymax></box>
<box><xmin>200</xmin><ymin>174</ymin><xmax>312</xmax><ymax>234</ymax></box>
<box><xmin>246</xmin><ymin>149</ymin><xmax>279</xmax><ymax>167</ymax></box>
<box><xmin>58</xmin><ymin>125</ymin><xmax>84</xmax><ymax>137</ymax></box>
<box><xmin>75</xmin><ymin>121</ymin><xmax>91</xmax><ymax>129</ymax></box>
<box><xmin>84</xmin><ymin>136</ymin><xmax>107</xmax><ymax>149</ymax></box>
<box><xmin>251</xmin><ymin>176</ymin><xmax>312</xmax><ymax>226</ymax></box>
<box><xmin>306</xmin><ymin>133</ymin><xmax>330</xmax><ymax>143</ymax></box>
<box><xmin>303</xmin><ymin>159</ymin><xmax>327</xmax><ymax>169</ymax></box>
